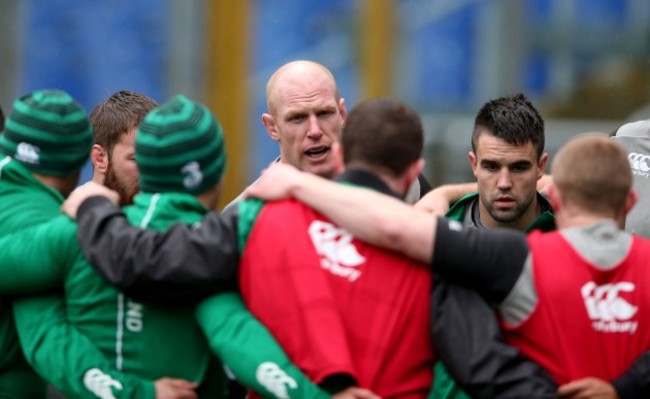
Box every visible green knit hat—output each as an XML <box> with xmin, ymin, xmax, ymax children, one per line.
<box><xmin>135</xmin><ymin>95</ymin><xmax>226</xmax><ymax>194</ymax></box>
<box><xmin>0</xmin><ymin>90</ymin><xmax>92</xmax><ymax>176</ymax></box>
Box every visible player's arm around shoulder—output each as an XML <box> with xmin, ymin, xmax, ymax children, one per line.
<box><xmin>0</xmin><ymin>215</ymin><xmax>76</xmax><ymax>294</ymax></box>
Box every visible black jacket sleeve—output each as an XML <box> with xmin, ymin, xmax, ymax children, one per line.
<box><xmin>432</xmin><ymin>280</ymin><xmax>558</xmax><ymax>399</ymax></box>
<box><xmin>433</xmin><ymin>219</ymin><xmax>529</xmax><ymax>304</ymax></box>
<box><xmin>432</xmin><ymin>220</ymin><xmax>557</xmax><ymax>398</ymax></box>
<box><xmin>76</xmin><ymin>196</ymin><xmax>240</xmax><ymax>304</ymax></box>
<box><xmin>613</xmin><ymin>351</ymin><xmax>650</xmax><ymax>399</ymax></box>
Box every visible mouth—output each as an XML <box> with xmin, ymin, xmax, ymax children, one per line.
<box><xmin>304</xmin><ymin>146</ymin><xmax>330</xmax><ymax>161</ymax></box>
<box><xmin>495</xmin><ymin>197</ymin><xmax>515</xmax><ymax>206</ymax></box>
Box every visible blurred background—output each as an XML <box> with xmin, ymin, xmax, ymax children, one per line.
<box><xmin>1</xmin><ymin>0</ymin><xmax>649</xmax><ymax>206</ymax></box>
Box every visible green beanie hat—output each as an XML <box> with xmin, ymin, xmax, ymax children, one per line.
<box><xmin>135</xmin><ymin>95</ymin><xmax>226</xmax><ymax>195</ymax></box>
<box><xmin>0</xmin><ymin>90</ymin><xmax>93</xmax><ymax>176</ymax></box>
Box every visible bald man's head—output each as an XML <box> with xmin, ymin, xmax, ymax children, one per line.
<box><xmin>261</xmin><ymin>60</ymin><xmax>347</xmax><ymax>178</ymax></box>
<box><xmin>266</xmin><ymin>60</ymin><xmax>340</xmax><ymax>116</ymax></box>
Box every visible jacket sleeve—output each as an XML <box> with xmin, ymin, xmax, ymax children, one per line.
<box><xmin>195</xmin><ymin>292</ymin><xmax>330</xmax><ymax>399</ymax></box>
<box><xmin>433</xmin><ymin>220</ymin><xmax>529</xmax><ymax>304</ymax></box>
<box><xmin>12</xmin><ymin>295</ymin><xmax>155</xmax><ymax>399</ymax></box>
<box><xmin>76</xmin><ymin>196</ymin><xmax>240</xmax><ymax>304</ymax></box>
<box><xmin>0</xmin><ymin>216</ymin><xmax>71</xmax><ymax>294</ymax></box>
<box><xmin>431</xmin><ymin>281</ymin><xmax>558</xmax><ymax>399</ymax></box>
<box><xmin>612</xmin><ymin>350</ymin><xmax>650</xmax><ymax>399</ymax></box>
<box><xmin>0</xmin><ymin>312</ymin><xmax>47</xmax><ymax>399</ymax></box>
<box><xmin>5</xmin><ymin>217</ymin><xmax>156</xmax><ymax>399</ymax></box>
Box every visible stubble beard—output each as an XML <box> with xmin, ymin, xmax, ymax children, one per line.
<box><xmin>104</xmin><ymin>164</ymin><xmax>137</xmax><ymax>207</ymax></box>
<box><xmin>488</xmin><ymin>197</ymin><xmax>532</xmax><ymax>224</ymax></box>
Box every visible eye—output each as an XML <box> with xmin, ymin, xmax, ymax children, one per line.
<box><xmin>482</xmin><ymin>163</ymin><xmax>499</xmax><ymax>171</ymax></box>
<box><xmin>511</xmin><ymin>164</ymin><xmax>531</xmax><ymax>172</ymax></box>
<box><xmin>288</xmin><ymin>114</ymin><xmax>306</xmax><ymax>123</ymax></box>
<box><xmin>317</xmin><ymin>109</ymin><xmax>335</xmax><ymax>118</ymax></box>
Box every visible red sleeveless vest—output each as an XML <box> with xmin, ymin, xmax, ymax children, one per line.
<box><xmin>240</xmin><ymin>199</ymin><xmax>433</xmax><ymax>398</ymax></box>
<box><xmin>503</xmin><ymin>230</ymin><xmax>650</xmax><ymax>383</ymax></box>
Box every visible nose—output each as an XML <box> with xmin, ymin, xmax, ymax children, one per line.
<box><xmin>496</xmin><ymin>169</ymin><xmax>512</xmax><ymax>190</ymax></box>
<box><xmin>306</xmin><ymin>114</ymin><xmax>323</xmax><ymax>140</ymax></box>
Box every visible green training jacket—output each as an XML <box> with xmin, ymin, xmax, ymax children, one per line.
<box><xmin>0</xmin><ymin>155</ymin><xmax>154</xmax><ymax>398</ymax></box>
<box><xmin>0</xmin><ymin>189</ymin><xmax>330</xmax><ymax>399</ymax></box>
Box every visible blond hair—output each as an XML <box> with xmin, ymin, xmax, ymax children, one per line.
<box><xmin>552</xmin><ymin>134</ymin><xmax>631</xmax><ymax>214</ymax></box>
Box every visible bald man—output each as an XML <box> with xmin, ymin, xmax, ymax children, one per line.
<box><xmin>262</xmin><ymin>60</ymin><xmax>347</xmax><ymax>179</ymax></box>
<box><xmin>227</xmin><ymin>60</ymin><xmax>430</xmax><ymax>209</ymax></box>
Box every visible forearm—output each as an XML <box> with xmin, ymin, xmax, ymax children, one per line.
<box><xmin>289</xmin><ymin>173</ymin><xmax>435</xmax><ymax>263</ymax></box>
<box><xmin>433</xmin><ymin>183</ymin><xmax>477</xmax><ymax>203</ymax></box>
<box><xmin>415</xmin><ymin>183</ymin><xmax>477</xmax><ymax>215</ymax></box>
<box><xmin>76</xmin><ymin>196</ymin><xmax>239</xmax><ymax>303</ymax></box>
<box><xmin>196</xmin><ymin>292</ymin><xmax>330</xmax><ymax>399</ymax></box>
<box><xmin>245</xmin><ymin>164</ymin><xmax>436</xmax><ymax>262</ymax></box>
<box><xmin>13</xmin><ymin>295</ymin><xmax>155</xmax><ymax>399</ymax></box>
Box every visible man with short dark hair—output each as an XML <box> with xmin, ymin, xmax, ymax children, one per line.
<box><xmin>428</xmin><ymin>93</ymin><xmax>555</xmax><ymax>399</ymax></box>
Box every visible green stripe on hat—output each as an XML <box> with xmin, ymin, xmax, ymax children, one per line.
<box><xmin>135</xmin><ymin>95</ymin><xmax>227</xmax><ymax>194</ymax></box>
<box><xmin>0</xmin><ymin>90</ymin><xmax>92</xmax><ymax>176</ymax></box>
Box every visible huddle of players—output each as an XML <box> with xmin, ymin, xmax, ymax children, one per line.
<box><xmin>0</xmin><ymin>59</ymin><xmax>648</xmax><ymax>399</ymax></box>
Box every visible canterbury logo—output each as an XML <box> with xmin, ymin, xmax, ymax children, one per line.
<box><xmin>628</xmin><ymin>152</ymin><xmax>650</xmax><ymax>177</ymax></box>
<box><xmin>309</xmin><ymin>220</ymin><xmax>365</xmax><ymax>282</ymax></box>
<box><xmin>83</xmin><ymin>368</ymin><xmax>123</xmax><ymax>399</ymax></box>
<box><xmin>15</xmin><ymin>142</ymin><xmax>40</xmax><ymax>164</ymax></box>
<box><xmin>182</xmin><ymin>161</ymin><xmax>203</xmax><ymax>189</ymax></box>
<box><xmin>581</xmin><ymin>282</ymin><xmax>638</xmax><ymax>334</ymax></box>
<box><xmin>256</xmin><ymin>362</ymin><xmax>297</xmax><ymax>399</ymax></box>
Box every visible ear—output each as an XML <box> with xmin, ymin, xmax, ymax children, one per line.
<box><xmin>546</xmin><ymin>183</ymin><xmax>560</xmax><ymax>213</ymax></box>
<box><xmin>537</xmin><ymin>152</ymin><xmax>549</xmax><ymax>178</ymax></box>
<box><xmin>618</xmin><ymin>189</ymin><xmax>638</xmax><ymax>229</ymax></box>
<box><xmin>402</xmin><ymin>158</ymin><xmax>425</xmax><ymax>196</ymax></box>
<box><xmin>338</xmin><ymin>97</ymin><xmax>347</xmax><ymax>123</ymax></box>
<box><xmin>90</xmin><ymin>144</ymin><xmax>108</xmax><ymax>174</ymax></box>
<box><xmin>262</xmin><ymin>113</ymin><xmax>280</xmax><ymax>142</ymax></box>
<box><xmin>406</xmin><ymin>158</ymin><xmax>424</xmax><ymax>190</ymax></box>
<box><xmin>624</xmin><ymin>189</ymin><xmax>638</xmax><ymax>216</ymax></box>
<box><xmin>409</xmin><ymin>158</ymin><xmax>425</xmax><ymax>184</ymax></box>
<box><xmin>468</xmin><ymin>151</ymin><xmax>478</xmax><ymax>177</ymax></box>
<box><xmin>331</xmin><ymin>141</ymin><xmax>345</xmax><ymax>175</ymax></box>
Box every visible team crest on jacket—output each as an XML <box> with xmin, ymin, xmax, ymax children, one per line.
<box><xmin>628</xmin><ymin>152</ymin><xmax>650</xmax><ymax>178</ymax></box>
<box><xmin>308</xmin><ymin>220</ymin><xmax>365</xmax><ymax>282</ymax></box>
<box><xmin>581</xmin><ymin>281</ymin><xmax>638</xmax><ymax>334</ymax></box>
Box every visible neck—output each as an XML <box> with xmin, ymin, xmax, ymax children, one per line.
<box><xmin>195</xmin><ymin>185</ymin><xmax>221</xmax><ymax>210</ymax></box>
<box><xmin>345</xmin><ymin>162</ymin><xmax>410</xmax><ymax>197</ymax></box>
<box><xmin>554</xmin><ymin>207</ymin><xmax>620</xmax><ymax>230</ymax></box>
<box><xmin>92</xmin><ymin>172</ymin><xmax>105</xmax><ymax>185</ymax></box>
<box><xmin>33</xmin><ymin>173</ymin><xmax>77</xmax><ymax>197</ymax></box>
